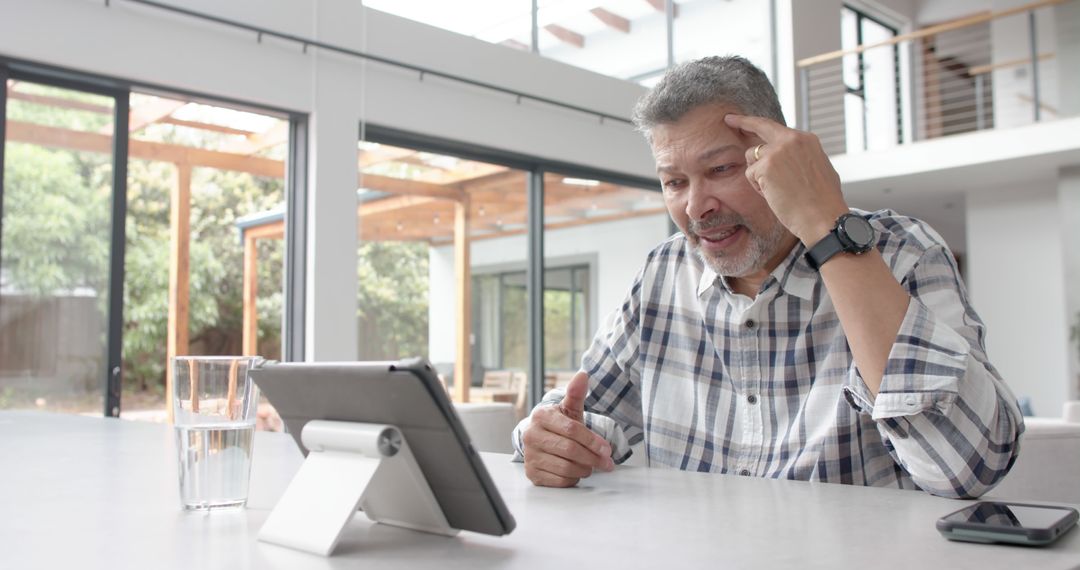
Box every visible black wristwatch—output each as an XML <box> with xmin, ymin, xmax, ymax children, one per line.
<box><xmin>804</xmin><ymin>213</ymin><xmax>875</xmax><ymax>270</ymax></box>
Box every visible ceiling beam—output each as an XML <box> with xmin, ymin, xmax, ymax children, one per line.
<box><xmin>544</xmin><ymin>24</ymin><xmax>585</xmax><ymax>48</ymax></box>
<box><xmin>644</xmin><ymin>0</ymin><xmax>679</xmax><ymax>18</ymax></box>
<box><xmin>590</xmin><ymin>8</ymin><xmax>631</xmax><ymax>33</ymax></box>
<box><xmin>499</xmin><ymin>38</ymin><xmax>530</xmax><ymax>51</ymax></box>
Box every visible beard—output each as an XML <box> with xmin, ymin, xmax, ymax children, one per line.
<box><xmin>688</xmin><ymin>212</ymin><xmax>790</xmax><ymax>277</ymax></box>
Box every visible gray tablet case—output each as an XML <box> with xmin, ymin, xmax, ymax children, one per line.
<box><xmin>249</xmin><ymin>357</ymin><xmax>516</xmax><ymax>536</ymax></box>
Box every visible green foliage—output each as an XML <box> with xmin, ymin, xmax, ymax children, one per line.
<box><xmin>5</xmin><ymin>145</ymin><xmax>283</xmax><ymax>398</ymax></box>
<box><xmin>2</xmin><ymin>143</ymin><xmax>111</xmax><ymax>295</ymax></box>
<box><xmin>357</xmin><ymin>241</ymin><xmax>429</xmax><ymax>360</ymax></box>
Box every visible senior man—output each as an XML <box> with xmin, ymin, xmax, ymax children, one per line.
<box><xmin>512</xmin><ymin>56</ymin><xmax>1023</xmax><ymax>499</ymax></box>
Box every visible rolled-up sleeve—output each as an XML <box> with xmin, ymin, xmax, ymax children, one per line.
<box><xmin>842</xmin><ymin>244</ymin><xmax>1024</xmax><ymax>498</ymax></box>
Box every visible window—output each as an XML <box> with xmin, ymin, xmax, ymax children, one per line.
<box><xmin>841</xmin><ymin>5</ymin><xmax>901</xmax><ymax>152</ymax></box>
<box><xmin>125</xmin><ymin>92</ymin><xmax>289</xmax><ymax>421</ymax></box>
<box><xmin>0</xmin><ymin>62</ymin><xmax>303</xmax><ymax>422</ymax></box>
<box><xmin>353</xmin><ymin>140</ymin><xmax>529</xmax><ymax>397</ymax></box>
<box><xmin>473</xmin><ymin>264</ymin><xmax>590</xmax><ymax>372</ymax></box>
<box><xmin>355</xmin><ymin>130</ymin><xmax>662</xmax><ymax>412</ymax></box>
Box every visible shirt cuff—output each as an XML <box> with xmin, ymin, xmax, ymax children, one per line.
<box><xmin>843</xmin><ymin>297</ymin><xmax>966</xmax><ymax>420</ymax></box>
<box><xmin>510</xmin><ymin>390</ymin><xmax>633</xmax><ymax>464</ymax></box>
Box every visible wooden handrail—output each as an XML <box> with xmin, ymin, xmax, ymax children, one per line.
<box><xmin>968</xmin><ymin>52</ymin><xmax>1054</xmax><ymax>76</ymax></box>
<box><xmin>796</xmin><ymin>0</ymin><xmax>1067</xmax><ymax>68</ymax></box>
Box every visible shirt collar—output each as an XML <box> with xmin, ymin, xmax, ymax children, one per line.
<box><xmin>696</xmin><ymin>240</ymin><xmax>818</xmax><ymax>301</ymax></box>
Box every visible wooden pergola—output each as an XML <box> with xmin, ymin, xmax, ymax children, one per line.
<box><xmin>5</xmin><ymin>83</ymin><xmax>665</xmax><ymax>410</ymax></box>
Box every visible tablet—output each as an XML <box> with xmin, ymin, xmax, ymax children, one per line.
<box><xmin>250</xmin><ymin>357</ymin><xmax>516</xmax><ymax>537</ymax></box>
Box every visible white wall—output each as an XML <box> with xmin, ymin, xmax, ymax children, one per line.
<box><xmin>0</xmin><ymin>0</ymin><xmax>656</xmax><ymax>360</ymax></box>
<box><xmin>428</xmin><ymin>213</ymin><xmax>671</xmax><ymax>364</ymax></box>
<box><xmin>1059</xmin><ymin>167</ymin><xmax>1080</xmax><ymax>398</ymax></box>
<box><xmin>966</xmin><ymin>182</ymin><xmax>1072</xmax><ymax>415</ymax></box>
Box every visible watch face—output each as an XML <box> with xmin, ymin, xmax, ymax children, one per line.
<box><xmin>841</xmin><ymin>216</ymin><xmax>875</xmax><ymax>248</ymax></box>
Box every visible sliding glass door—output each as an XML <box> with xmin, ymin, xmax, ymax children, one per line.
<box><xmin>0</xmin><ymin>71</ymin><xmax>125</xmax><ymax>416</ymax></box>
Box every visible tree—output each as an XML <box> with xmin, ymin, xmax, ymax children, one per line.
<box><xmin>356</xmin><ymin>241</ymin><xmax>429</xmax><ymax>360</ymax></box>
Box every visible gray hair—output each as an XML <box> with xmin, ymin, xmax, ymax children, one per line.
<box><xmin>632</xmin><ymin>56</ymin><xmax>785</xmax><ymax>141</ymax></box>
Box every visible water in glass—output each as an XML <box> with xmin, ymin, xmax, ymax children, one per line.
<box><xmin>176</xmin><ymin>423</ymin><xmax>255</xmax><ymax>510</ymax></box>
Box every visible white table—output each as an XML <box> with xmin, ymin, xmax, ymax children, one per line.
<box><xmin>1</xmin><ymin>411</ymin><xmax>1077</xmax><ymax>569</ymax></box>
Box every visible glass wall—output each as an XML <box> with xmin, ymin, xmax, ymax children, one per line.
<box><xmin>0</xmin><ymin>64</ymin><xmax>297</xmax><ymax>424</ymax></box>
<box><xmin>355</xmin><ymin>140</ymin><xmax>529</xmax><ymax>415</ymax></box>
<box><xmin>122</xmin><ymin>92</ymin><xmax>288</xmax><ymax>422</ymax></box>
<box><xmin>0</xmin><ymin>80</ymin><xmax>116</xmax><ymax>415</ymax></box>
<box><xmin>354</xmin><ymin>137</ymin><xmax>664</xmax><ymax>418</ymax></box>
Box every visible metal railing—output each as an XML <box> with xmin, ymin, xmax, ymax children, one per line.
<box><xmin>797</xmin><ymin>0</ymin><xmax>1076</xmax><ymax>155</ymax></box>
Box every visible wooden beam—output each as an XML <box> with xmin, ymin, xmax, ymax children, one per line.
<box><xmin>590</xmin><ymin>8</ymin><xmax>631</xmax><ymax>33</ymax></box>
<box><xmin>432</xmin><ymin>206</ymin><xmax>669</xmax><ymax>245</ymax></box>
<box><xmin>242</xmin><ymin>234</ymin><xmax>259</xmax><ymax>357</ymax></box>
<box><xmin>359</xmin><ymin>172</ymin><xmax>467</xmax><ymax>202</ymax></box>
<box><xmin>644</xmin><ymin>0</ymin><xmax>678</xmax><ymax>18</ymax></box>
<box><xmin>453</xmin><ymin>197</ymin><xmax>472</xmax><ymax>404</ymax></box>
<box><xmin>127</xmin><ymin>98</ymin><xmax>187</xmax><ymax>133</ymax></box>
<box><xmin>166</xmin><ymin>163</ymin><xmax>192</xmax><ymax>423</ymax></box>
<box><xmin>500</xmin><ymin>38</ymin><xmax>530</xmax><ymax>51</ymax></box>
<box><xmin>6</xmin><ymin>88</ymin><xmax>113</xmax><ymax>114</ymax></box>
<box><xmin>161</xmin><ymin>117</ymin><xmax>257</xmax><ymax>136</ymax></box>
<box><xmin>221</xmin><ymin>121</ymin><xmax>288</xmax><ymax>155</ymax></box>
<box><xmin>544</xmin><ymin>24</ymin><xmax>585</xmax><ymax>48</ymax></box>
<box><xmin>358</xmin><ymin>145</ymin><xmax>418</xmax><ymax>167</ymax></box>
<box><xmin>359</xmin><ymin>195</ymin><xmax>439</xmax><ymax>217</ymax></box>
<box><xmin>243</xmin><ymin>219</ymin><xmax>285</xmax><ymax>240</ymax></box>
<box><xmin>6</xmin><ymin>121</ymin><xmax>285</xmax><ymax>178</ymax></box>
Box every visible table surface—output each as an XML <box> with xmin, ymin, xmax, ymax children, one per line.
<box><xmin>2</xmin><ymin>411</ymin><xmax>1078</xmax><ymax>570</ymax></box>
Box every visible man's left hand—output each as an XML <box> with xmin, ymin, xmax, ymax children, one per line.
<box><xmin>724</xmin><ymin>114</ymin><xmax>849</xmax><ymax>245</ymax></box>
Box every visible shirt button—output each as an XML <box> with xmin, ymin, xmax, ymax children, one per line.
<box><xmin>739</xmin><ymin>469</ymin><xmax>751</xmax><ymax>476</ymax></box>
<box><xmin>747</xmin><ymin>394</ymin><xmax>758</xmax><ymax>404</ymax></box>
<box><xmin>744</xmin><ymin>319</ymin><xmax>756</xmax><ymax>330</ymax></box>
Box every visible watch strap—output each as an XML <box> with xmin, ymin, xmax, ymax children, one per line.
<box><xmin>804</xmin><ymin>232</ymin><xmax>845</xmax><ymax>271</ymax></box>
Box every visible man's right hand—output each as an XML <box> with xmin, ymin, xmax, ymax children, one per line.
<box><xmin>521</xmin><ymin>371</ymin><xmax>615</xmax><ymax>487</ymax></box>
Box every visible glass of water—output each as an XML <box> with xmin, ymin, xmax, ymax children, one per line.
<box><xmin>172</xmin><ymin>356</ymin><xmax>263</xmax><ymax>511</ymax></box>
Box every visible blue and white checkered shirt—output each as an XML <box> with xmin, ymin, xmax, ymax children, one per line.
<box><xmin>514</xmin><ymin>209</ymin><xmax>1024</xmax><ymax>498</ymax></box>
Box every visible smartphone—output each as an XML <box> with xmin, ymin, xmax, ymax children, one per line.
<box><xmin>937</xmin><ymin>501</ymin><xmax>1078</xmax><ymax>546</ymax></box>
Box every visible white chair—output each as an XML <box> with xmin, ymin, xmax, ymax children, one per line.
<box><xmin>988</xmin><ymin>402</ymin><xmax>1080</xmax><ymax>504</ymax></box>
<box><xmin>453</xmin><ymin>402</ymin><xmax>517</xmax><ymax>454</ymax></box>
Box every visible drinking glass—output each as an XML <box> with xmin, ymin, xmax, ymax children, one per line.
<box><xmin>172</xmin><ymin>356</ymin><xmax>262</xmax><ymax>511</ymax></box>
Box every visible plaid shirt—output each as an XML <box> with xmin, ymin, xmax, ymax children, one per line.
<box><xmin>514</xmin><ymin>209</ymin><xmax>1023</xmax><ymax>498</ymax></box>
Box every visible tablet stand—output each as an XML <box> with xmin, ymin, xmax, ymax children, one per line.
<box><xmin>258</xmin><ymin>420</ymin><xmax>458</xmax><ymax>556</ymax></box>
